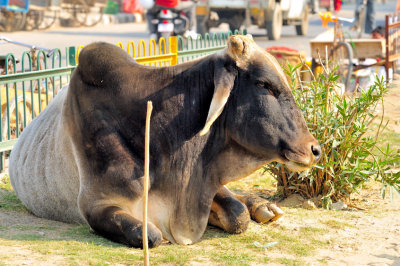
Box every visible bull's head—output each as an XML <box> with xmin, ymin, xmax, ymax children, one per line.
<box><xmin>200</xmin><ymin>35</ymin><xmax>321</xmax><ymax>171</ymax></box>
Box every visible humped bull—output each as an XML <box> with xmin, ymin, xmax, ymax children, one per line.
<box><xmin>9</xmin><ymin>35</ymin><xmax>321</xmax><ymax>248</ymax></box>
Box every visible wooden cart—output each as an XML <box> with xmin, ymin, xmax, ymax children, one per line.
<box><xmin>309</xmin><ymin>28</ymin><xmax>386</xmax><ymax>90</ymax></box>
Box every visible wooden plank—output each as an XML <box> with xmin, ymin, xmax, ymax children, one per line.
<box><xmin>310</xmin><ymin>38</ymin><xmax>385</xmax><ymax>59</ymax></box>
<box><xmin>351</xmin><ymin>39</ymin><xmax>385</xmax><ymax>59</ymax></box>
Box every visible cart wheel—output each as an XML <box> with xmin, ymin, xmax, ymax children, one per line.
<box><xmin>266</xmin><ymin>3</ymin><xmax>282</xmax><ymax>40</ymax></box>
<box><xmin>70</xmin><ymin>0</ymin><xmax>89</xmax><ymax>26</ymax></box>
<box><xmin>329</xmin><ymin>42</ymin><xmax>353</xmax><ymax>91</ymax></box>
<box><xmin>73</xmin><ymin>0</ymin><xmax>104</xmax><ymax>27</ymax></box>
<box><xmin>1</xmin><ymin>96</ymin><xmax>33</xmax><ymax>140</ymax></box>
<box><xmin>38</xmin><ymin>7</ymin><xmax>59</xmax><ymax>30</ymax></box>
<box><xmin>83</xmin><ymin>5</ymin><xmax>104</xmax><ymax>27</ymax></box>
<box><xmin>295</xmin><ymin>4</ymin><xmax>309</xmax><ymax>36</ymax></box>
<box><xmin>25</xmin><ymin>10</ymin><xmax>43</xmax><ymax>31</ymax></box>
<box><xmin>13</xmin><ymin>11</ymin><xmax>27</xmax><ymax>31</ymax></box>
<box><xmin>2</xmin><ymin>10</ymin><xmax>26</xmax><ymax>32</ymax></box>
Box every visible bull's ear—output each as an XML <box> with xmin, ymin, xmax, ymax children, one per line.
<box><xmin>199</xmin><ymin>63</ymin><xmax>237</xmax><ymax>136</ymax></box>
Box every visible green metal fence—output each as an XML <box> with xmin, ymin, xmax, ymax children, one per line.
<box><xmin>0</xmin><ymin>47</ymin><xmax>76</xmax><ymax>168</ymax></box>
<box><xmin>177</xmin><ymin>30</ymin><xmax>247</xmax><ymax>63</ymax></box>
<box><xmin>0</xmin><ymin>31</ymin><xmax>244</xmax><ymax>170</ymax></box>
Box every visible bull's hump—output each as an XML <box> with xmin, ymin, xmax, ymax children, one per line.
<box><xmin>77</xmin><ymin>42</ymin><xmax>134</xmax><ymax>87</ymax></box>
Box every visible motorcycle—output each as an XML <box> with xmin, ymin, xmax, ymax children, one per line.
<box><xmin>150</xmin><ymin>8</ymin><xmax>189</xmax><ymax>41</ymax></box>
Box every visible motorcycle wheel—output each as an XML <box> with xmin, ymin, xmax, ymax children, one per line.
<box><xmin>157</xmin><ymin>32</ymin><xmax>172</xmax><ymax>42</ymax></box>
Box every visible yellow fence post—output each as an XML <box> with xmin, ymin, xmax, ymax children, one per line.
<box><xmin>76</xmin><ymin>45</ymin><xmax>85</xmax><ymax>65</ymax></box>
<box><xmin>169</xmin><ymin>36</ymin><xmax>178</xmax><ymax>66</ymax></box>
<box><xmin>116</xmin><ymin>42</ymin><xmax>124</xmax><ymax>49</ymax></box>
<box><xmin>127</xmin><ymin>41</ymin><xmax>135</xmax><ymax>58</ymax></box>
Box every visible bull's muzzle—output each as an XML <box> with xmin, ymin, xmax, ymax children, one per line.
<box><xmin>311</xmin><ymin>142</ymin><xmax>322</xmax><ymax>162</ymax></box>
<box><xmin>284</xmin><ymin>140</ymin><xmax>322</xmax><ymax>172</ymax></box>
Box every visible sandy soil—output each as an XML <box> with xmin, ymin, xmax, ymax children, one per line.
<box><xmin>277</xmin><ymin>184</ymin><xmax>400</xmax><ymax>265</ymax></box>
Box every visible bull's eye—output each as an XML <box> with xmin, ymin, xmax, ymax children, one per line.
<box><xmin>267</xmin><ymin>88</ymin><xmax>275</xmax><ymax>97</ymax></box>
<box><xmin>255</xmin><ymin>80</ymin><xmax>278</xmax><ymax>97</ymax></box>
<box><xmin>255</xmin><ymin>81</ymin><xmax>264</xmax><ymax>88</ymax></box>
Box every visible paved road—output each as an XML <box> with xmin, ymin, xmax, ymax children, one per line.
<box><xmin>0</xmin><ymin>0</ymin><xmax>396</xmax><ymax>60</ymax></box>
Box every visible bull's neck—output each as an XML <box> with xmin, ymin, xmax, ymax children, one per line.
<box><xmin>147</xmin><ymin>57</ymin><xmax>224</xmax><ymax>234</ymax></box>
<box><xmin>148</xmin><ymin>55</ymin><xmax>226</xmax><ymax>188</ymax></box>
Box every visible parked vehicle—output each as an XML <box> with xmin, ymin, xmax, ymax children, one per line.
<box><xmin>196</xmin><ymin>0</ymin><xmax>309</xmax><ymax>40</ymax></box>
<box><xmin>0</xmin><ymin>0</ymin><xmax>29</xmax><ymax>31</ymax></box>
<box><xmin>151</xmin><ymin>8</ymin><xmax>190</xmax><ymax>41</ymax></box>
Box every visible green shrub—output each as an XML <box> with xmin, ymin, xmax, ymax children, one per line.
<box><xmin>265</xmin><ymin>63</ymin><xmax>400</xmax><ymax>208</ymax></box>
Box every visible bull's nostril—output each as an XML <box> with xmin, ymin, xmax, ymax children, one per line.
<box><xmin>311</xmin><ymin>145</ymin><xmax>322</xmax><ymax>161</ymax></box>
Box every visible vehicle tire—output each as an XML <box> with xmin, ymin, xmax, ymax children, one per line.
<box><xmin>228</xmin><ymin>15</ymin><xmax>244</xmax><ymax>34</ymax></box>
<box><xmin>266</xmin><ymin>3</ymin><xmax>282</xmax><ymax>40</ymax></box>
<box><xmin>295</xmin><ymin>4</ymin><xmax>309</xmax><ymax>36</ymax></box>
<box><xmin>196</xmin><ymin>16</ymin><xmax>209</xmax><ymax>36</ymax></box>
<box><xmin>157</xmin><ymin>32</ymin><xmax>172</xmax><ymax>43</ymax></box>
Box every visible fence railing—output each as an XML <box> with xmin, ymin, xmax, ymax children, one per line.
<box><xmin>0</xmin><ymin>31</ymin><xmax>244</xmax><ymax>169</ymax></box>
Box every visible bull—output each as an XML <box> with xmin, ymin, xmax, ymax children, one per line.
<box><xmin>9</xmin><ymin>35</ymin><xmax>321</xmax><ymax>248</ymax></box>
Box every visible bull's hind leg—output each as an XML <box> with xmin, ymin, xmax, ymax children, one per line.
<box><xmin>209</xmin><ymin>186</ymin><xmax>250</xmax><ymax>234</ymax></box>
<box><xmin>235</xmin><ymin>194</ymin><xmax>284</xmax><ymax>223</ymax></box>
<box><xmin>83</xmin><ymin>205</ymin><xmax>163</xmax><ymax>248</ymax></box>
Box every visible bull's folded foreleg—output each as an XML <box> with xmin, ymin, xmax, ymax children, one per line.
<box><xmin>83</xmin><ymin>205</ymin><xmax>163</xmax><ymax>248</ymax></box>
<box><xmin>235</xmin><ymin>194</ymin><xmax>284</xmax><ymax>223</ymax></box>
<box><xmin>208</xmin><ymin>186</ymin><xmax>250</xmax><ymax>234</ymax></box>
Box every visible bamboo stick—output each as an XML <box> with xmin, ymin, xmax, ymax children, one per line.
<box><xmin>143</xmin><ymin>101</ymin><xmax>153</xmax><ymax>266</ymax></box>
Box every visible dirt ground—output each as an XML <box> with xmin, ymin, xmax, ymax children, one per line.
<box><xmin>279</xmin><ymin>184</ymin><xmax>400</xmax><ymax>265</ymax></box>
<box><xmin>0</xmin><ymin>80</ymin><xmax>399</xmax><ymax>265</ymax></box>
<box><xmin>300</xmin><ymin>78</ymin><xmax>400</xmax><ymax>265</ymax></box>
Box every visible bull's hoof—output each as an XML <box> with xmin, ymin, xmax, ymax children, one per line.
<box><xmin>269</xmin><ymin>203</ymin><xmax>284</xmax><ymax>221</ymax></box>
<box><xmin>253</xmin><ymin>203</ymin><xmax>284</xmax><ymax>223</ymax></box>
<box><xmin>147</xmin><ymin>229</ymin><xmax>163</xmax><ymax>248</ymax></box>
<box><xmin>127</xmin><ymin>223</ymin><xmax>163</xmax><ymax>249</ymax></box>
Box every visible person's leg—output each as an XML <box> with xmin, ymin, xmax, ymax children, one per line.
<box><xmin>351</xmin><ymin>0</ymin><xmax>363</xmax><ymax>30</ymax></box>
<box><xmin>311</xmin><ymin>0</ymin><xmax>319</xmax><ymax>14</ymax></box>
<box><xmin>364</xmin><ymin>0</ymin><xmax>375</xmax><ymax>34</ymax></box>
